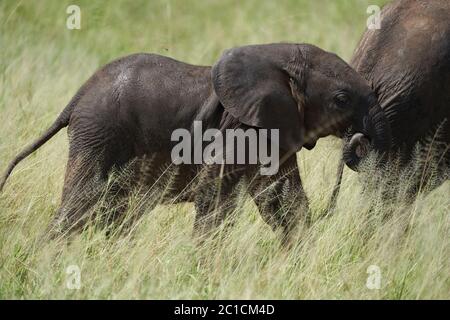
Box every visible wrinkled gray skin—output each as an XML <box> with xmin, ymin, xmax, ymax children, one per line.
<box><xmin>0</xmin><ymin>43</ymin><xmax>388</xmax><ymax>242</ymax></box>
<box><xmin>329</xmin><ymin>0</ymin><xmax>450</xmax><ymax>208</ymax></box>
<box><xmin>340</xmin><ymin>0</ymin><xmax>450</xmax><ymax>196</ymax></box>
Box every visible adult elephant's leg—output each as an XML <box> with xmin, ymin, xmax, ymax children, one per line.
<box><xmin>248</xmin><ymin>155</ymin><xmax>310</xmax><ymax>246</ymax></box>
<box><xmin>192</xmin><ymin>164</ymin><xmax>244</xmax><ymax>240</ymax></box>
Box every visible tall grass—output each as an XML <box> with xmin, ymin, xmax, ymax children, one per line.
<box><xmin>0</xmin><ymin>0</ymin><xmax>448</xmax><ymax>299</ymax></box>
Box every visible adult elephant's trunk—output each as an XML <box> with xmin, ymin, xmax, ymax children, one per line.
<box><xmin>343</xmin><ymin>104</ymin><xmax>392</xmax><ymax>171</ymax></box>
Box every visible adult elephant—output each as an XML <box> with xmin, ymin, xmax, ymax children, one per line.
<box><xmin>0</xmin><ymin>43</ymin><xmax>390</xmax><ymax>242</ymax></box>
<box><xmin>330</xmin><ymin>0</ymin><xmax>450</xmax><ymax>207</ymax></box>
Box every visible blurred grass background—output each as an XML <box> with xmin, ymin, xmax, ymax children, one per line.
<box><xmin>0</xmin><ymin>0</ymin><xmax>448</xmax><ymax>299</ymax></box>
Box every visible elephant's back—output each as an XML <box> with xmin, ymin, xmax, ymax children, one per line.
<box><xmin>68</xmin><ymin>53</ymin><xmax>214</xmax><ymax>154</ymax></box>
<box><xmin>114</xmin><ymin>54</ymin><xmax>214</xmax><ymax>150</ymax></box>
<box><xmin>351</xmin><ymin>0</ymin><xmax>450</xmax><ymax>80</ymax></box>
<box><xmin>350</xmin><ymin>0</ymin><xmax>450</xmax><ymax>148</ymax></box>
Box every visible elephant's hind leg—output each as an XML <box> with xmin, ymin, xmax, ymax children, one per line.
<box><xmin>98</xmin><ymin>156</ymin><xmax>158</xmax><ymax>235</ymax></box>
<box><xmin>48</xmin><ymin>148</ymin><xmax>109</xmax><ymax>238</ymax></box>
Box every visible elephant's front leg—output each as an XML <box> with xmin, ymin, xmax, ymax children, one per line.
<box><xmin>192</xmin><ymin>164</ymin><xmax>243</xmax><ymax>241</ymax></box>
<box><xmin>248</xmin><ymin>155</ymin><xmax>310</xmax><ymax>246</ymax></box>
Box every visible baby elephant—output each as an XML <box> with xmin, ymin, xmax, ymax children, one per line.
<box><xmin>0</xmin><ymin>43</ymin><xmax>389</xmax><ymax>242</ymax></box>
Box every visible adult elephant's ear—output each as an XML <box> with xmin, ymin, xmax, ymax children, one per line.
<box><xmin>212</xmin><ymin>44</ymin><xmax>308</xmax><ymax>152</ymax></box>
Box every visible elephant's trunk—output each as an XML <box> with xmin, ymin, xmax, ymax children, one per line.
<box><xmin>343</xmin><ymin>103</ymin><xmax>391</xmax><ymax>171</ymax></box>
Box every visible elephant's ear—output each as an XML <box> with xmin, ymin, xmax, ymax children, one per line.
<box><xmin>211</xmin><ymin>44</ymin><xmax>307</xmax><ymax>152</ymax></box>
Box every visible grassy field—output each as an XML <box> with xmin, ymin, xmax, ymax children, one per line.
<box><xmin>0</xmin><ymin>0</ymin><xmax>448</xmax><ymax>299</ymax></box>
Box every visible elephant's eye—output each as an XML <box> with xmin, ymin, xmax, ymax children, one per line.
<box><xmin>334</xmin><ymin>93</ymin><xmax>350</xmax><ymax>108</ymax></box>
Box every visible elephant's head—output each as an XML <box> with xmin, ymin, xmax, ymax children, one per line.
<box><xmin>211</xmin><ymin>43</ymin><xmax>391</xmax><ymax>156</ymax></box>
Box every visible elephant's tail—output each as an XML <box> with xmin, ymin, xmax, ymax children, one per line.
<box><xmin>0</xmin><ymin>95</ymin><xmax>78</xmax><ymax>192</ymax></box>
